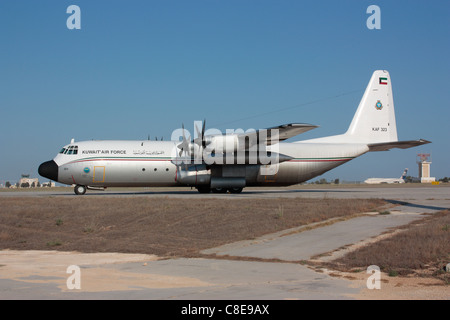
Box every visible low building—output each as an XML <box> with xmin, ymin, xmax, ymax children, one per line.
<box><xmin>41</xmin><ymin>181</ymin><xmax>55</xmax><ymax>187</ymax></box>
<box><xmin>19</xmin><ymin>177</ymin><xmax>39</xmax><ymax>188</ymax></box>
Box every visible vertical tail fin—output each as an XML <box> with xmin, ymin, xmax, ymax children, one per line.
<box><xmin>301</xmin><ymin>70</ymin><xmax>430</xmax><ymax>150</ymax></box>
<box><xmin>345</xmin><ymin>70</ymin><xmax>398</xmax><ymax>143</ymax></box>
<box><xmin>400</xmin><ymin>168</ymin><xmax>408</xmax><ymax>179</ymax></box>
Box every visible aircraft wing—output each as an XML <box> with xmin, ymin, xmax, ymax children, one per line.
<box><xmin>368</xmin><ymin>139</ymin><xmax>431</xmax><ymax>152</ymax></box>
<box><xmin>239</xmin><ymin>123</ymin><xmax>318</xmax><ymax>146</ymax></box>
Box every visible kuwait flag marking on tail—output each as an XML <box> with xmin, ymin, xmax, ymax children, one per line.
<box><xmin>379</xmin><ymin>77</ymin><xmax>388</xmax><ymax>85</ymax></box>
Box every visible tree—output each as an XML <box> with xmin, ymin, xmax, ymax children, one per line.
<box><xmin>5</xmin><ymin>181</ymin><xmax>11</xmax><ymax>188</ymax></box>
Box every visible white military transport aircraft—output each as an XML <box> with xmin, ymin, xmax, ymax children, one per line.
<box><xmin>39</xmin><ymin>70</ymin><xmax>430</xmax><ymax>195</ymax></box>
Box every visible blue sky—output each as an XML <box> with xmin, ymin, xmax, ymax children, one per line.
<box><xmin>1</xmin><ymin>0</ymin><xmax>449</xmax><ymax>184</ymax></box>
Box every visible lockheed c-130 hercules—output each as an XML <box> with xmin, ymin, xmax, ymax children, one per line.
<box><xmin>39</xmin><ymin>70</ymin><xmax>430</xmax><ymax>195</ymax></box>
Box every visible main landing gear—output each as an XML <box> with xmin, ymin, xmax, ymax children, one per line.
<box><xmin>196</xmin><ymin>186</ymin><xmax>244</xmax><ymax>194</ymax></box>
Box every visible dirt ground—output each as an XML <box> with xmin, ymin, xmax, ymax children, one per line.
<box><xmin>327</xmin><ymin>269</ymin><xmax>449</xmax><ymax>300</ymax></box>
<box><xmin>0</xmin><ymin>196</ymin><xmax>385</xmax><ymax>256</ymax></box>
<box><xmin>0</xmin><ymin>196</ymin><xmax>448</xmax><ymax>299</ymax></box>
<box><xmin>0</xmin><ymin>249</ymin><xmax>446</xmax><ymax>299</ymax></box>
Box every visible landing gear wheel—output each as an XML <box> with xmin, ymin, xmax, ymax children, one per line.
<box><xmin>211</xmin><ymin>187</ymin><xmax>228</xmax><ymax>193</ymax></box>
<box><xmin>74</xmin><ymin>184</ymin><xmax>87</xmax><ymax>195</ymax></box>
<box><xmin>196</xmin><ymin>186</ymin><xmax>211</xmax><ymax>194</ymax></box>
<box><xmin>229</xmin><ymin>187</ymin><xmax>243</xmax><ymax>194</ymax></box>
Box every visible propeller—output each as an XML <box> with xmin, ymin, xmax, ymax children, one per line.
<box><xmin>193</xmin><ymin>119</ymin><xmax>208</xmax><ymax>148</ymax></box>
<box><xmin>177</xmin><ymin>120</ymin><xmax>210</xmax><ymax>162</ymax></box>
<box><xmin>177</xmin><ymin>123</ymin><xmax>191</xmax><ymax>157</ymax></box>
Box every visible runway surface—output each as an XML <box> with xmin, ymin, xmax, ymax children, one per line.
<box><xmin>1</xmin><ymin>184</ymin><xmax>449</xmax><ymax>300</ymax></box>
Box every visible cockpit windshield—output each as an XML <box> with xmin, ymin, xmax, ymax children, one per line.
<box><xmin>59</xmin><ymin>145</ymin><xmax>78</xmax><ymax>155</ymax></box>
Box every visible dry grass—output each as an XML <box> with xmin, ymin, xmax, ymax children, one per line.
<box><xmin>325</xmin><ymin>210</ymin><xmax>450</xmax><ymax>282</ymax></box>
<box><xmin>0</xmin><ymin>197</ymin><xmax>384</xmax><ymax>257</ymax></box>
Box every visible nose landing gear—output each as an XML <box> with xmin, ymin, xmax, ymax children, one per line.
<box><xmin>74</xmin><ymin>184</ymin><xmax>87</xmax><ymax>195</ymax></box>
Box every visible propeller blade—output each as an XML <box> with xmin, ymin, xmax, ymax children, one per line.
<box><xmin>201</xmin><ymin>119</ymin><xmax>206</xmax><ymax>147</ymax></box>
<box><xmin>193</xmin><ymin>119</ymin><xmax>207</xmax><ymax>147</ymax></box>
<box><xmin>177</xmin><ymin>123</ymin><xmax>191</xmax><ymax>157</ymax></box>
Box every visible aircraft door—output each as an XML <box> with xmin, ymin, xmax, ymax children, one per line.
<box><xmin>93</xmin><ymin>166</ymin><xmax>106</xmax><ymax>183</ymax></box>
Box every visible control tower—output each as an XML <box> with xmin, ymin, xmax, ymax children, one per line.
<box><xmin>417</xmin><ymin>153</ymin><xmax>435</xmax><ymax>183</ymax></box>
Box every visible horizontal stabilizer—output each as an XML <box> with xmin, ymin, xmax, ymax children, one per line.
<box><xmin>368</xmin><ymin>139</ymin><xmax>431</xmax><ymax>152</ymax></box>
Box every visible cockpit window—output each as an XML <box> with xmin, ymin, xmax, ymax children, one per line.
<box><xmin>61</xmin><ymin>146</ymin><xmax>78</xmax><ymax>155</ymax></box>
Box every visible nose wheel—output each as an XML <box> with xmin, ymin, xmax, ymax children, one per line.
<box><xmin>74</xmin><ymin>184</ymin><xmax>87</xmax><ymax>195</ymax></box>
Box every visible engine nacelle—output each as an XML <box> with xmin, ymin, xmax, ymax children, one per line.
<box><xmin>210</xmin><ymin>177</ymin><xmax>246</xmax><ymax>189</ymax></box>
<box><xmin>205</xmin><ymin>134</ymin><xmax>241</xmax><ymax>154</ymax></box>
<box><xmin>176</xmin><ymin>165</ymin><xmax>211</xmax><ymax>185</ymax></box>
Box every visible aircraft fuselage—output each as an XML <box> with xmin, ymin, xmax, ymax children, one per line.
<box><xmin>40</xmin><ymin>140</ymin><xmax>369</xmax><ymax>191</ymax></box>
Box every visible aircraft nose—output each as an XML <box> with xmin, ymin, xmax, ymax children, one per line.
<box><xmin>38</xmin><ymin>160</ymin><xmax>59</xmax><ymax>181</ymax></box>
